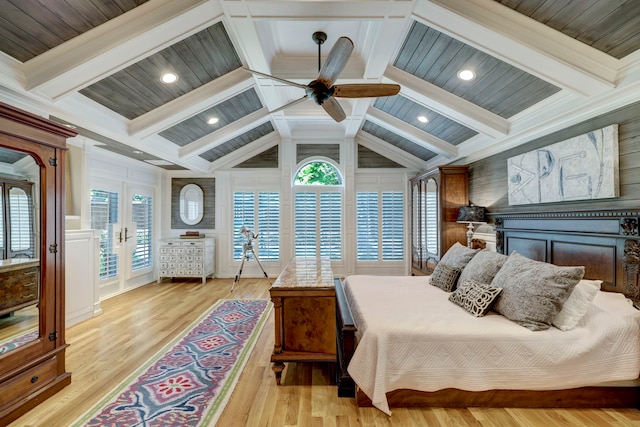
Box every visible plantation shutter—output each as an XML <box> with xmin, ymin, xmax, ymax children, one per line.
<box><xmin>233</xmin><ymin>192</ymin><xmax>255</xmax><ymax>260</ymax></box>
<box><xmin>0</xmin><ymin>186</ymin><xmax>3</xmax><ymax>258</ymax></box>
<box><xmin>356</xmin><ymin>192</ymin><xmax>378</xmax><ymax>260</ymax></box>
<box><xmin>382</xmin><ymin>192</ymin><xmax>403</xmax><ymax>260</ymax></box>
<box><xmin>258</xmin><ymin>192</ymin><xmax>280</xmax><ymax>260</ymax></box>
<box><xmin>425</xmin><ymin>192</ymin><xmax>438</xmax><ymax>253</ymax></box>
<box><xmin>8</xmin><ymin>186</ymin><xmax>33</xmax><ymax>255</ymax></box>
<box><xmin>131</xmin><ymin>194</ymin><xmax>152</xmax><ymax>271</ymax></box>
<box><xmin>320</xmin><ymin>192</ymin><xmax>342</xmax><ymax>259</ymax></box>
<box><xmin>295</xmin><ymin>192</ymin><xmax>317</xmax><ymax>257</ymax></box>
<box><xmin>91</xmin><ymin>189</ymin><xmax>119</xmax><ymax>279</ymax></box>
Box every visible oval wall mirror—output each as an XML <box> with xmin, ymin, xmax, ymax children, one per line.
<box><xmin>179</xmin><ymin>184</ymin><xmax>204</xmax><ymax>225</ymax></box>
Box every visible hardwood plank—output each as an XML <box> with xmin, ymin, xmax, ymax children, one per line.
<box><xmin>7</xmin><ymin>277</ymin><xmax>640</xmax><ymax>426</ymax></box>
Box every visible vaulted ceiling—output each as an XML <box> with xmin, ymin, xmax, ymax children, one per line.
<box><xmin>1</xmin><ymin>0</ymin><xmax>639</xmax><ymax>173</ymax></box>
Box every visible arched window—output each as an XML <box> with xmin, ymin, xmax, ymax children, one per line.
<box><xmin>294</xmin><ymin>160</ymin><xmax>343</xmax><ymax>260</ymax></box>
<box><xmin>294</xmin><ymin>161</ymin><xmax>342</xmax><ymax>185</ymax></box>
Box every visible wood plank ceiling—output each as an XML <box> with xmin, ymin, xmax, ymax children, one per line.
<box><xmin>0</xmin><ymin>0</ymin><xmax>639</xmax><ymax>172</ymax></box>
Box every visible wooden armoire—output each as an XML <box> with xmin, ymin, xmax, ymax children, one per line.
<box><xmin>0</xmin><ymin>102</ymin><xmax>76</xmax><ymax>425</ymax></box>
<box><xmin>410</xmin><ymin>165</ymin><xmax>469</xmax><ymax>275</ymax></box>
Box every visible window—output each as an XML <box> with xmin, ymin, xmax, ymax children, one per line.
<box><xmin>382</xmin><ymin>192</ymin><xmax>404</xmax><ymax>260</ymax></box>
<box><xmin>91</xmin><ymin>189</ymin><xmax>119</xmax><ymax>279</ymax></box>
<box><xmin>356</xmin><ymin>191</ymin><xmax>404</xmax><ymax>261</ymax></box>
<box><xmin>0</xmin><ymin>180</ymin><xmax>35</xmax><ymax>259</ymax></box>
<box><xmin>131</xmin><ymin>194</ymin><xmax>152</xmax><ymax>271</ymax></box>
<box><xmin>356</xmin><ymin>192</ymin><xmax>378</xmax><ymax>260</ymax></box>
<box><xmin>294</xmin><ymin>161</ymin><xmax>343</xmax><ymax>260</ymax></box>
<box><xmin>294</xmin><ymin>161</ymin><xmax>342</xmax><ymax>185</ymax></box>
<box><xmin>8</xmin><ymin>186</ymin><xmax>34</xmax><ymax>257</ymax></box>
<box><xmin>233</xmin><ymin>192</ymin><xmax>280</xmax><ymax>261</ymax></box>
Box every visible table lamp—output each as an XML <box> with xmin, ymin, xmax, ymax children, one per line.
<box><xmin>457</xmin><ymin>204</ymin><xmax>487</xmax><ymax>248</ymax></box>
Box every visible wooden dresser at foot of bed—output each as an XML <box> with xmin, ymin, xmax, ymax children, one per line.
<box><xmin>269</xmin><ymin>256</ymin><xmax>336</xmax><ymax>385</ymax></box>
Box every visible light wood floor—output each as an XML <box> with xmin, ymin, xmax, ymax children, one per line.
<box><xmin>8</xmin><ymin>278</ymin><xmax>640</xmax><ymax>426</ymax></box>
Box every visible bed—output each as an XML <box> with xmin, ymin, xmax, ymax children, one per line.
<box><xmin>335</xmin><ymin>209</ymin><xmax>640</xmax><ymax>414</ymax></box>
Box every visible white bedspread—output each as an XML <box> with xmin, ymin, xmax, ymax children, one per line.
<box><xmin>344</xmin><ymin>275</ymin><xmax>640</xmax><ymax>415</ymax></box>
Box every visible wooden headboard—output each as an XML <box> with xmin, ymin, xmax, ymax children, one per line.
<box><xmin>493</xmin><ymin>209</ymin><xmax>640</xmax><ymax>303</ymax></box>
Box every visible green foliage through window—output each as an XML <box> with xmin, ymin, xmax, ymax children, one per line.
<box><xmin>294</xmin><ymin>161</ymin><xmax>342</xmax><ymax>185</ymax></box>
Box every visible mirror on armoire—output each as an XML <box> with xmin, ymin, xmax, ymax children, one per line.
<box><xmin>0</xmin><ymin>145</ymin><xmax>39</xmax><ymax>355</ymax></box>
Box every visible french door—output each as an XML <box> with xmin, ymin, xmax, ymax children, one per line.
<box><xmin>90</xmin><ymin>179</ymin><xmax>154</xmax><ymax>298</ymax></box>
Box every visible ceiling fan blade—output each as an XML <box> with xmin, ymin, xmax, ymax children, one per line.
<box><xmin>322</xmin><ymin>97</ymin><xmax>346</xmax><ymax>122</ymax></box>
<box><xmin>333</xmin><ymin>84</ymin><xmax>401</xmax><ymax>98</ymax></box>
<box><xmin>242</xmin><ymin>67</ymin><xmax>307</xmax><ymax>89</ymax></box>
<box><xmin>317</xmin><ymin>37</ymin><xmax>354</xmax><ymax>87</ymax></box>
<box><xmin>269</xmin><ymin>95</ymin><xmax>309</xmax><ymax>114</ymax></box>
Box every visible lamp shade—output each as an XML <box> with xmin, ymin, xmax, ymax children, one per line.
<box><xmin>457</xmin><ymin>205</ymin><xmax>486</xmax><ymax>223</ymax></box>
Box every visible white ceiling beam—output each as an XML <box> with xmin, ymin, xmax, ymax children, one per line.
<box><xmin>25</xmin><ymin>0</ymin><xmax>223</xmax><ymax>100</ymax></box>
<box><xmin>179</xmin><ymin>108</ymin><xmax>272</xmax><ymax>159</ymax></box>
<box><xmin>366</xmin><ymin>108</ymin><xmax>458</xmax><ymax>158</ymax></box>
<box><xmin>129</xmin><ymin>69</ymin><xmax>254</xmax><ymax>138</ymax></box>
<box><xmin>344</xmin><ymin>98</ymin><xmax>372</xmax><ymax>138</ymax></box>
<box><xmin>357</xmin><ymin>132</ymin><xmax>427</xmax><ymax>171</ymax></box>
<box><xmin>223</xmin><ymin>1</ymin><xmax>414</xmax><ymax>20</ymax></box>
<box><xmin>415</xmin><ymin>0</ymin><xmax>618</xmax><ymax>97</ymax></box>
<box><xmin>384</xmin><ymin>65</ymin><xmax>509</xmax><ymax>138</ymax></box>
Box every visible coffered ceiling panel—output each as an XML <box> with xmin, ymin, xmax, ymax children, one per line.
<box><xmin>80</xmin><ymin>22</ymin><xmax>241</xmax><ymax>119</ymax></box>
<box><xmin>373</xmin><ymin>95</ymin><xmax>478</xmax><ymax>145</ymax></box>
<box><xmin>159</xmin><ymin>88</ymin><xmax>262</xmax><ymax>146</ymax></box>
<box><xmin>495</xmin><ymin>0</ymin><xmax>640</xmax><ymax>59</ymax></box>
<box><xmin>0</xmin><ymin>0</ymin><xmax>639</xmax><ymax>172</ymax></box>
<box><xmin>394</xmin><ymin>21</ymin><xmax>561</xmax><ymax>119</ymax></box>
<box><xmin>362</xmin><ymin>121</ymin><xmax>437</xmax><ymax>162</ymax></box>
<box><xmin>0</xmin><ymin>0</ymin><xmax>149</xmax><ymax>62</ymax></box>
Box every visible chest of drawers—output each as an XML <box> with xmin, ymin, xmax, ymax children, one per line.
<box><xmin>157</xmin><ymin>237</ymin><xmax>215</xmax><ymax>284</ymax></box>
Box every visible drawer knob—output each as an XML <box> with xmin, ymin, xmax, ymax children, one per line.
<box><xmin>31</xmin><ymin>375</ymin><xmax>39</xmax><ymax>383</ymax></box>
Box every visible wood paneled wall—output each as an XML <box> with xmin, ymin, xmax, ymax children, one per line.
<box><xmin>467</xmin><ymin>100</ymin><xmax>640</xmax><ymax>216</ymax></box>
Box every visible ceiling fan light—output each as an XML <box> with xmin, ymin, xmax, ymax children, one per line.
<box><xmin>207</xmin><ymin>117</ymin><xmax>219</xmax><ymax>125</ymax></box>
<box><xmin>161</xmin><ymin>72</ymin><xmax>178</xmax><ymax>84</ymax></box>
<box><xmin>418</xmin><ymin>115</ymin><xmax>428</xmax><ymax>123</ymax></box>
<box><xmin>457</xmin><ymin>69</ymin><xmax>475</xmax><ymax>81</ymax></box>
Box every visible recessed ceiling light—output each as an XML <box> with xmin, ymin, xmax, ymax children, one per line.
<box><xmin>457</xmin><ymin>69</ymin><xmax>476</xmax><ymax>81</ymax></box>
<box><xmin>417</xmin><ymin>115</ymin><xmax>428</xmax><ymax>123</ymax></box>
<box><xmin>207</xmin><ymin>117</ymin><xmax>219</xmax><ymax>125</ymax></box>
<box><xmin>63</xmin><ymin>124</ymin><xmax>77</xmax><ymax>129</ymax></box>
<box><xmin>161</xmin><ymin>72</ymin><xmax>178</xmax><ymax>84</ymax></box>
<box><xmin>133</xmin><ymin>150</ymin><xmax>143</xmax><ymax>154</ymax></box>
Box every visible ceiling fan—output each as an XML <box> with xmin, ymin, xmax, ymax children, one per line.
<box><xmin>244</xmin><ymin>31</ymin><xmax>400</xmax><ymax>123</ymax></box>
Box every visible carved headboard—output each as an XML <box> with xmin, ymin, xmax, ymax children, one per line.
<box><xmin>493</xmin><ymin>209</ymin><xmax>640</xmax><ymax>303</ymax></box>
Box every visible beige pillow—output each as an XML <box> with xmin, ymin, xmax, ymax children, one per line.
<box><xmin>491</xmin><ymin>251</ymin><xmax>584</xmax><ymax>331</ymax></box>
<box><xmin>553</xmin><ymin>279</ymin><xmax>602</xmax><ymax>331</ymax></box>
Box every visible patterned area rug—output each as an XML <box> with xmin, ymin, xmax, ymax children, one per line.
<box><xmin>71</xmin><ymin>299</ymin><xmax>271</xmax><ymax>427</ymax></box>
<box><xmin>0</xmin><ymin>328</ymin><xmax>39</xmax><ymax>355</ymax></box>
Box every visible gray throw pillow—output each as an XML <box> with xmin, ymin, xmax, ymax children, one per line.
<box><xmin>449</xmin><ymin>279</ymin><xmax>502</xmax><ymax>317</ymax></box>
<box><xmin>491</xmin><ymin>251</ymin><xmax>585</xmax><ymax>331</ymax></box>
<box><xmin>429</xmin><ymin>263</ymin><xmax>462</xmax><ymax>292</ymax></box>
<box><xmin>458</xmin><ymin>249</ymin><xmax>508</xmax><ymax>288</ymax></box>
<box><xmin>438</xmin><ymin>242</ymin><xmax>480</xmax><ymax>269</ymax></box>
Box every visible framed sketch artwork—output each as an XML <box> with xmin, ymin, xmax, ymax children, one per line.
<box><xmin>507</xmin><ymin>124</ymin><xmax>619</xmax><ymax>206</ymax></box>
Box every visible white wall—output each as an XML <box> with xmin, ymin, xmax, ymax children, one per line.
<box><xmin>161</xmin><ymin>136</ymin><xmax>415</xmax><ymax>279</ymax></box>
<box><xmin>69</xmin><ymin>138</ymin><xmax>162</xmax><ymax>299</ymax></box>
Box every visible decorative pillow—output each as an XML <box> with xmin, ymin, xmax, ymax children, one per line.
<box><xmin>457</xmin><ymin>249</ymin><xmax>508</xmax><ymax>288</ymax></box>
<box><xmin>553</xmin><ymin>279</ymin><xmax>602</xmax><ymax>331</ymax></box>
<box><xmin>491</xmin><ymin>251</ymin><xmax>585</xmax><ymax>331</ymax></box>
<box><xmin>429</xmin><ymin>263</ymin><xmax>462</xmax><ymax>292</ymax></box>
<box><xmin>449</xmin><ymin>280</ymin><xmax>502</xmax><ymax>317</ymax></box>
<box><xmin>438</xmin><ymin>242</ymin><xmax>480</xmax><ymax>269</ymax></box>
